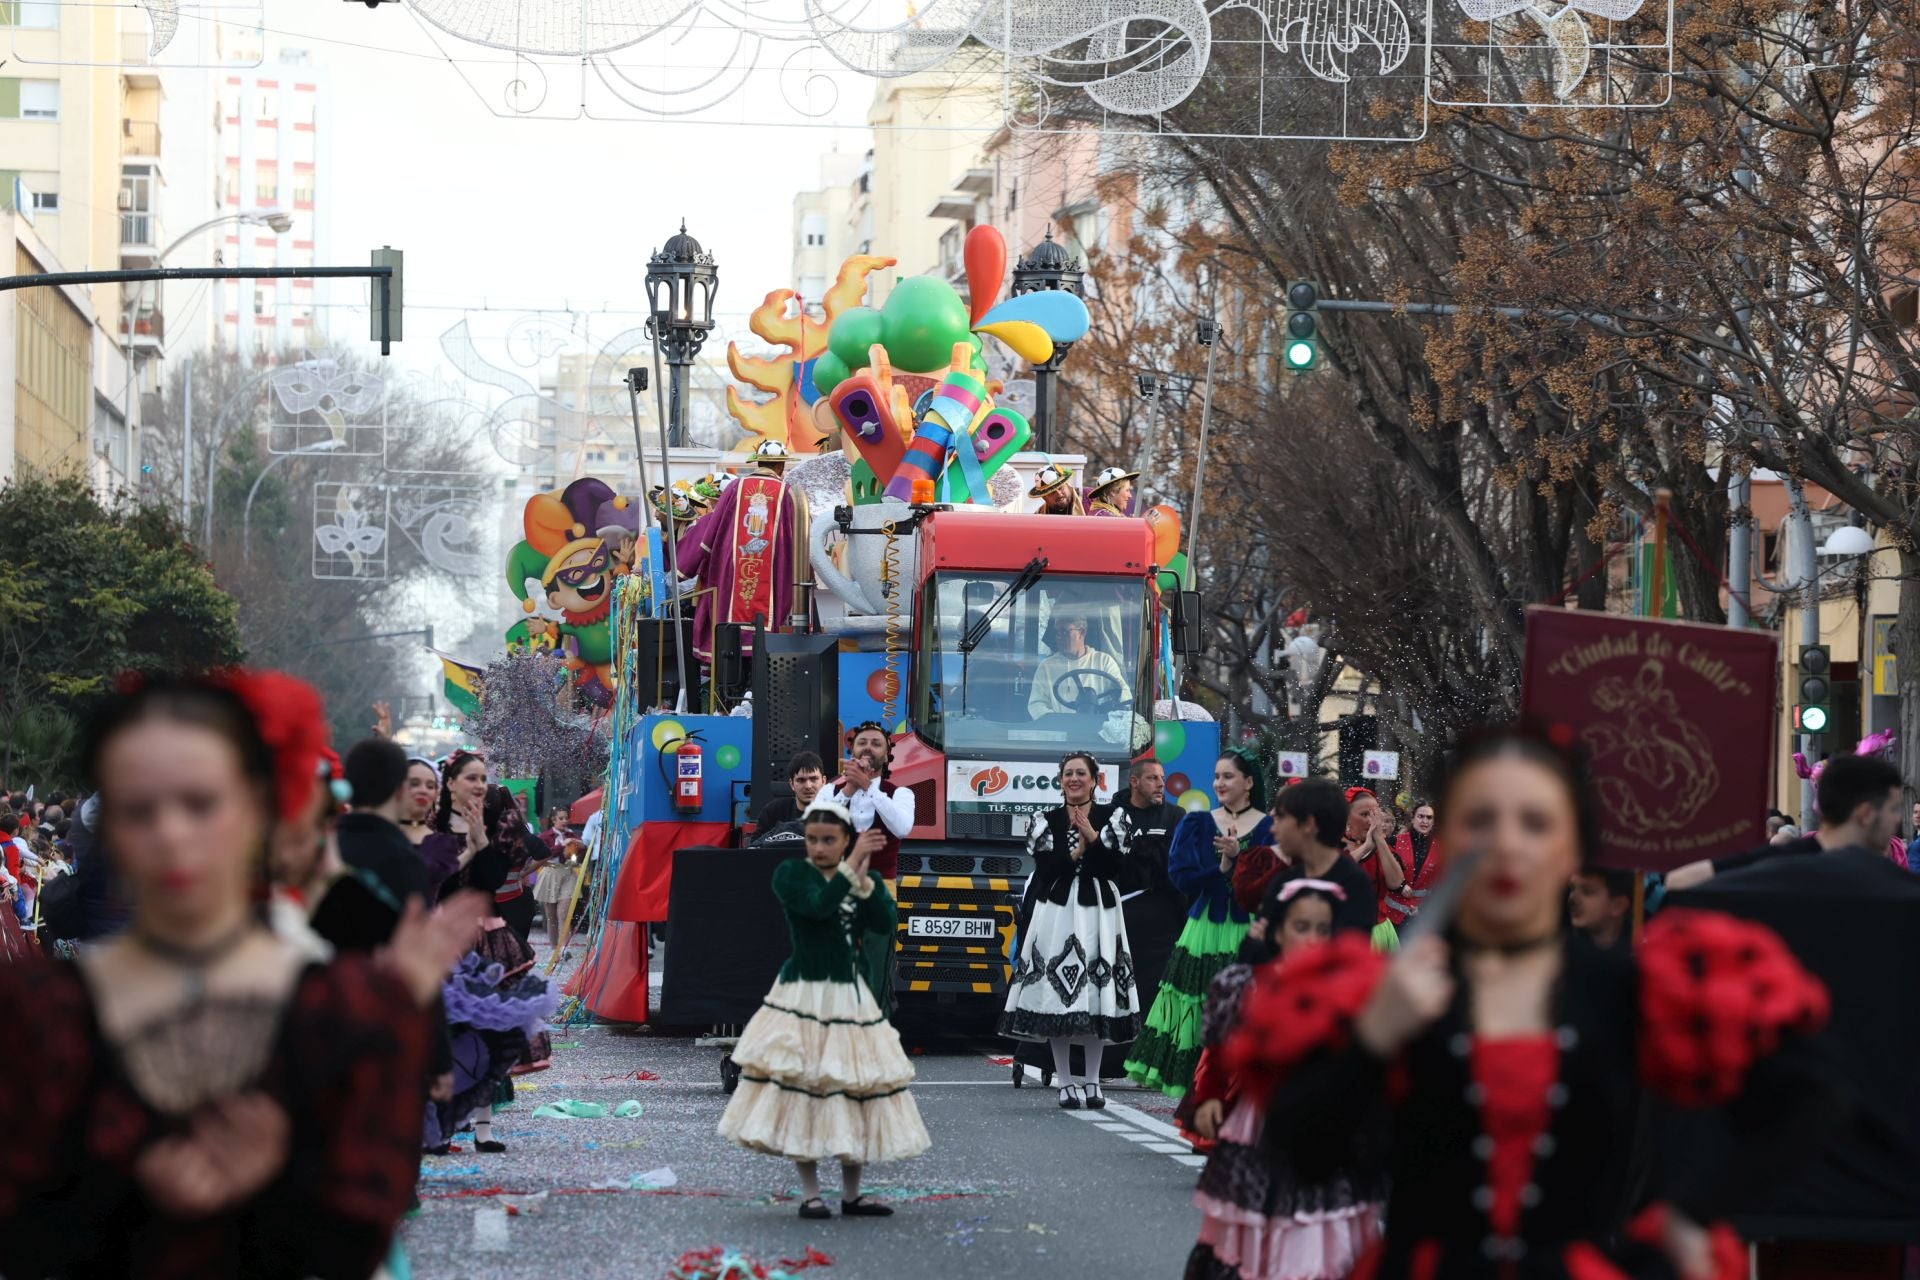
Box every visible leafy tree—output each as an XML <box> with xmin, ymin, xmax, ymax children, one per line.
<box><xmin>141</xmin><ymin>349</ymin><xmax>500</xmax><ymax>748</ymax></box>
<box><xmin>0</xmin><ymin>474</ymin><xmax>243</xmax><ymax>785</ymax></box>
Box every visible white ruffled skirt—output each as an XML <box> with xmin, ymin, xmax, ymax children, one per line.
<box><xmin>717</xmin><ymin>976</ymin><xmax>931</xmax><ymax>1165</ymax></box>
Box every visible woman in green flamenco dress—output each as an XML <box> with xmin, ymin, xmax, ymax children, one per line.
<box><xmin>1123</xmin><ymin>746</ymin><xmax>1271</xmax><ymax>1097</ymax></box>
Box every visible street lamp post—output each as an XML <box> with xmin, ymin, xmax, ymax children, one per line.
<box><xmin>1185</xmin><ymin>318</ymin><xmax>1222</xmax><ymax>576</ymax></box>
<box><xmin>1010</xmin><ymin>229</ymin><xmax>1085</xmax><ymax>454</ymax></box>
<box><xmin>1135</xmin><ymin>372</ymin><xmax>1160</xmax><ymax>476</ymax></box>
<box><xmin>644</xmin><ymin>221</ymin><xmax>719</xmax><ymax>709</ymax></box>
<box><xmin>124</xmin><ymin>210</ymin><xmax>292</xmax><ymax>520</ymax></box>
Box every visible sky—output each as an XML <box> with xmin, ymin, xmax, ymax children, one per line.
<box><xmin>245</xmin><ymin>0</ymin><xmax>905</xmax><ymax>372</ymax></box>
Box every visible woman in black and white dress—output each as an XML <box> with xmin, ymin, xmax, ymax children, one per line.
<box><xmin>999</xmin><ymin>752</ymin><xmax>1139</xmax><ymax>1110</ymax></box>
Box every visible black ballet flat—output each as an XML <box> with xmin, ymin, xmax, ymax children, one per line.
<box><xmin>475</xmin><ymin>1140</ymin><xmax>507</xmax><ymax>1154</ymax></box>
<box><xmin>1085</xmin><ymin>1085</ymin><xmax>1107</xmax><ymax>1110</ymax></box>
<box><xmin>425</xmin><ymin>1143</ymin><xmax>451</xmax><ymax>1156</ymax></box>
<box><xmin>798</xmin><ymin>1197</ymin><xmax>833</xmax><ymax>1220</ymax></box>
<box><xmin>1058</xmin><ymin>1085</ymin><xmax>1083</xmax><ymax>1110</ymax></box>
<box><xmin>841</xmin><ymin>1196</ymin><xmax>895</xmax><ymax>1217</ymax></box>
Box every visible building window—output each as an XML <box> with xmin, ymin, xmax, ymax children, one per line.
<box><xmin>20</xmin><ymin>80</ymin><xmax>57</xmax><ymax>120</ymax></box>
<box><xmin>256</xmin><ymin>172</ymin><xmax>278</xmax><ymax>202</ymax></box>
<box><xmin>6</xmin><ymin>3</ymin><xmax>58</xmax><ymax>28</ymax></box>
<box><xmin>292</xmin><ymin>178</ymin><xmax>313</xmax><ymax>204</ymax></box>
<box><xmin>28</xmin><ymin>189</ymin><xmax>56</xmax><ymax>212</ymax></box>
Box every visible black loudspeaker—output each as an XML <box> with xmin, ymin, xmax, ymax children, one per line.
<box><xmin>749</xmin><ymin>632</ymin><xmax>839</xmax><ymax>819</ymax></box>
<box><xmin>658</xmin><ymin>846</ymin><xmax>793</xmax><ymax>1025</ymax></box>
<box><xmin>714</xmin><ymin>623</ymin><xmax>748</xmax><ymax>701</ymax></box>
<box><xmin>632</xmin><ymin>617</ymin><xmax>697</xmax><ymax>709</ymax></box>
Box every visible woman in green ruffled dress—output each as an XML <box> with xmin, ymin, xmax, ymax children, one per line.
<box><xmin>718</xmin><ymin>799</ymin><xmax>929</xmax><ymax>1219</ymax></box>
<box><xmin>1123</xmin><ymin>746</ymin><xmax>1271</xmax><ymax>1097</ymax></box>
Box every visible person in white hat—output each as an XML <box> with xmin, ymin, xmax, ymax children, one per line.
<box><xmin>1085</xmin><ymin>466</ymin><xmax>1139</xmax><ymax>518</ymax></box>
<box><xmin>752</xmin><ymin>437</ymin><xmax>791</xmax><ymax>477</ymax></box>
<box><xmin>1030</xmin><ymin>462</ymin><xmax>1084</xmax><ymax>515</ymax></box>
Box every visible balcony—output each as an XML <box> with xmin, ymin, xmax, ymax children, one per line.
<box><xmin>122</xmin><ymin>119</ymin><xmax>161</xmax><ymax>157</ymax></box>
<box><xmin>121</xmin><ymin>30</ymin><xmax>162</xmax><ymax>85</ymax></box>
<box><xmin>120</xmin><ymin>213</ymin><xmax>158</xmax><ymax>264</ymax></box>
<box><xmin>928</xmin><ymin>191</ymin><xmax>977</xmax><ymax>222</ymax></box>
<box><xmin>128</xmin><ymin>308</ymin><xmax>164</xmax><ymax>351</ymax></box>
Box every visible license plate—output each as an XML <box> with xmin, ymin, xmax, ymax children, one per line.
<box><xmin>906</xmin><ymin>915</ymin><xmax>997</xmax><ymax>940</ymax></box>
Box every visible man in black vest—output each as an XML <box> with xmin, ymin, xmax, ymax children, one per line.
<box><xmin>1112</xmin><ymin>760</ymin><xmax>1189</xmax><ymax>1052</ymax></box>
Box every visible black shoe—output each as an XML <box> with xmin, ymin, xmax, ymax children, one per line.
<box><xmin>799</xmin><ymin>1197</ymin><xmax>832</xmax><ymax>1220</ymax></box>
<box><xmin>425</xmin><ymin>1143</ymin><xmax>451</xmax><ymax>1156</ymax></box>
<box><xmin>475</xmin><ymin>1139</ymin><xmax>507</xmax><ymax>1154</ymax></box>
<box><xmin>1085</xmin><ymin>1085</ymin><xmax>1107</xmax><ymax>1110</ymax></box>
<box><xmin>841</xmin><ymin>1195</ymin><xmax>895</xmax><ymax>1217</ymax></box>
<box><xmin>1058</xmin><ymin>1085</ymin><xmax>1083</xmax><ymax>1110</ymax></box>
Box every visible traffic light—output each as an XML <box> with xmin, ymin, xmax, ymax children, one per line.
<box><xmin>1284</xmin><ymin>280</ymin><xmax>1320</xmax><ymax>372</ymax></box>
<box><xmin>1795</xmin><ymin>643</ymin><xmax>1830</xmax><ymax>734</ymax></box>
<box><xmin>371</xmin><ymin>246</ymin><xmax>403</xmax><ymax>354</ymax></box>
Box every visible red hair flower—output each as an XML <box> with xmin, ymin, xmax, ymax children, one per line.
<box><xmin>212</xmin><ymin>669</ymin><xmax>332</xmax><ymax>822</ymax></box>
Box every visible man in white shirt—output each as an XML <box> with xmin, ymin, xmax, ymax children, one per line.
<box><xmin>1028</xmin><ymin>615</ymin><xmax>1127</xmax><ymax>718</ymax></box>
<box><xmin>816</xmin><ymin>722</ymin><xmax>915</xmax><ymax>883</ymax></box>
<box><xmin>815</xmin><ymin>721</ymin><xmax>914</xmax><ymax>1016</ymax></box>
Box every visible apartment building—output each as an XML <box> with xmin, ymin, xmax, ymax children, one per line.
<box><xmin>0</xmin><ymin>0</ymin><xmax>158</xmax><ymax>488</ymax></box>
<box><xmin>215</xmin><ymin>48</ymin><xmax>328</xmax><ymax>358</ymax></box>
<box><xmin>791</xmin><ymin>151</ymin><xmax>864</xmax><ymax>309</ymax></box>
<box><xmin>860</xmin><ymin>63</ymin><xmax>999</xmax><ymax>306</ymax></box>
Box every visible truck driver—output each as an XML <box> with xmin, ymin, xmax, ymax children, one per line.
<box><xmin>1028</xmin><ymin>614</ymin><xmax>1128</xmax><ymax>718</ymax></box>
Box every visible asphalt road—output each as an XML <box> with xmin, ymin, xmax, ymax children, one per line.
<box><xmin>399</xmin><ymin>945</ymin><xmax>1203</xmax><ymax>1280</ymax></box>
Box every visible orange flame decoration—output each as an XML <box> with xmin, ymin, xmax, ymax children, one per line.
<box><xmin>726</xmin><ymin>254</ymin><xmax>897</xmax><ymax>455</ymax></box>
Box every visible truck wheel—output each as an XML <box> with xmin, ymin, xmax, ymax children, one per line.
<box><xmin>721</xmin><ymin>1055</ymin><xmax>742</xmax><ymax>1095</ymax></box>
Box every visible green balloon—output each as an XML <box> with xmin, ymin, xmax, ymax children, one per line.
<box><xmin>881</xmin><ymin>277</ymin><xmax>972</xmax><ymax>373</ymax></box>
<box><xmin>1154</xmin><ymin>720</ymin><xmax>1187</xmax><ymax>763</ymax></box>
<box><xmin>812</xmin><ymin>350</ymin><xmax>850</xmax><ymax>397</ymax></box>
<box><xmin>715</xmin><ymin>744</ymin><xmax>741</xmax><ymax>770</ymax></box>
<box><xmin>828</xmin><ymin>307</ymin><xmax>885</xmax><ymax>369</ymax></box>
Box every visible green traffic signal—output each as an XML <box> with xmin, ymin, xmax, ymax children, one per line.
<box><xmin>1795</xmin><ymin>643</ymin><xmax>1830</xmax><ymax>735</ymax></box>
<box><xmin>1284</xmin><ymin>280</ymin><xmax>1320</xmax><ymax>373</ymax></box>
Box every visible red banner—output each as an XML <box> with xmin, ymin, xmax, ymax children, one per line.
<box><xmin>726</xmin><ymin>475</ymin><xmax>785</xmax><ymax>630</ymax></box>
<box><xmin>1521</xmin><ymin>608</ymin><xmax>1779</xmax><ymax>872</ymax></box>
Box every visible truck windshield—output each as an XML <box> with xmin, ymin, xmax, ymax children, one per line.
<box><xmin>914</xmin><ymin>570</ymin><xmax>1152</xmax><ymax>755</ymax></box>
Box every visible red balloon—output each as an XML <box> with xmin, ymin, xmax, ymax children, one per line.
<box><xmin>1166</xmin><ymin>773</ymin><xmax>1191</xmax><ymax>797</ymax></box>
<box><xmin>965</xmin><ymin>226</ymin><xmax>1008</xmax><ymax>327</ymax></box>
<box><xmin>865</xmin><ymin>667</ymin><xmax>900</xmax><ymax>704</ymax></box>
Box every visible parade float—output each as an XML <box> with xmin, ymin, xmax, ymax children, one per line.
<box><xmin>521</xmin><ymin>227</ymin><xmax>1219</xmax><ymax>1036</ymax></box>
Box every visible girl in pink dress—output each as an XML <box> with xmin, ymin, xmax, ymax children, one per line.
<box><xmin>1185</xmin><ymin>879</ymin><xmax>1385</xmax><ymax>1280</ymax></box>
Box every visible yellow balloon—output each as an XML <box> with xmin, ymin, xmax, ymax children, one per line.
<box><xmin>650</xmin><ymin>719</ymin><xmax>687</xmax><ymax>751</ymax></box>
<box><xmin>1179</xmin><ymin>790</ymin><xmax>1213</xmax><ymax>813</ymax></box>
<box><xmin>975</xmin><ymin>320</ymin><xmax>1055</xmax><ymax>365</ymax></box>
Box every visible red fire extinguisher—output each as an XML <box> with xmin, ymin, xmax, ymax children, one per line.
<box><xmin>673</xmin><ymin>740</ymin><xmax>704</xmax><ymax>814</ymax></box>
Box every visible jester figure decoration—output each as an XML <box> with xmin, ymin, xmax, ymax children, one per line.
<box><xmin>506</xmin><ymin>476</ymin><xmax>636</xmax><ymax>697</ymax></box>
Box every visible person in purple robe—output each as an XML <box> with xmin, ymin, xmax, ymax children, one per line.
<box><xmin>673</xmin><ymin>467</ymin><xmax>798</xmax><ymax>663</ymax></box>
